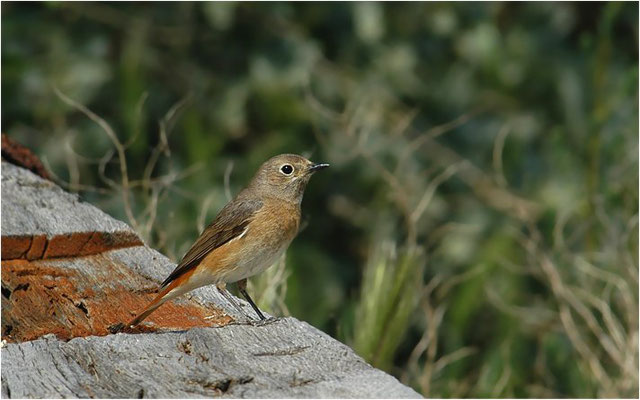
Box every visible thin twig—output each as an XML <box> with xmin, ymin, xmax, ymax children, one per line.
<box><xmin>224</xmin><ymin>160</ymin><xmax>234</xmax><ymax>202</ymax></box>
<box><xmin>492</xmin><ymin>122</ymin><xmax>511</xmax><ymax>188</ymax></box>
<box><xmin>41</xmin><ymin>157</ymin><xmax>112</xmax><ymax>194</ymax></box>
<box><xmin>54</xmin><ymin>86</ymin><xmax>138</xmax><ymax>231</ymax></box>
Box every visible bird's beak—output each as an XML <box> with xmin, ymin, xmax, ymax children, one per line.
<box><xmin>308</xmin><ymin>163</ymin><xmax>330</xmax><ymax>173</ymax></box>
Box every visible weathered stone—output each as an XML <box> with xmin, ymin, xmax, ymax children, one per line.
<box><xmin>25</xmin><ymin>234</ymin><xmax>47</xmax><ymax>260</ymax></box>
<box><xmin>1</xmin><ymin>250</ymin><xmax>231</xmax><ymax>343</ymax></box>
<box><xmin>2</xmin><ymin>320</ymin><xmax>421</xmax><ymax>398</ymax></box>
<box><xmin>1</xmin><ymin>161</ymin><xmax>143</xmax><ymax>260</ymax></box>
<box><xmin>0</xmin><ymin>161</ymin><xmax>421</xmax><ymax>398</ymax></box>
<box><xmin>0</xmin><ymin>235</ymin><xmax>31</xmax><ymax>260</ymax></box>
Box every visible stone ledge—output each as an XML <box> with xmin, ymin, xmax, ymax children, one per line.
<box><xmin>1</xmin><ymin>251</ymin><xmax>231</xmax><ymax>343</ymax></box>
<box><xmin>1</xmin><ymin>320</ymin><xmax>421</xmax><ymax>398</ymax></box>
<box><xmin>1</xmin><ymin>161</ymin><xmax>137</xmax><ymax>240</ymax></box>
<box><xmin>1</xmin><ymin>231</ymin><xmax>143</xmax><ymax>261</ymax></box>
<box><xmin>0</xmin><ymin>158</ymin><xmax>422</xmax><ymax>398</ymax></box>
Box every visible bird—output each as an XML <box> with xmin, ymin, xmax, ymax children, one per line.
<box><xmin>112</xmin><ymin>154</ymin><xmax>328</xmax><ymax>331</ymax></box>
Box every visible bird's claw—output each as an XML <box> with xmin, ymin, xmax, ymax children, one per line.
<box><xmin>108</xmin><ymin>322</ymin><xmax>125</xmax><ymax>334</ymax></box>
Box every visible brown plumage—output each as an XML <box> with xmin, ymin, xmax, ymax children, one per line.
<box><xmin>120</xmin><ymin>154</ymin><xmax>328</xmax><ymax>329</ymax></box>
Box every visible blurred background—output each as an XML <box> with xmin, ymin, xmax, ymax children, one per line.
<box><xmin>2</xmin><ymin>2</ymin><xmax>638</xmax><ymax>397</ymax></box>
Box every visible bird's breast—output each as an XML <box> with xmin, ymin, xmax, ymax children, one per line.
<box><xmin>213</xmin><ymin>201</ymin><xmax>300</xmax><ymax>283</ymax></box>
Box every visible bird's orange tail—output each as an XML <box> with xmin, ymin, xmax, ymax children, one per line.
<box><xmin>125</xmin><ymin>272</ymin><xmax>193</xmax><ymax>328</ymax></box>
<box><xmin>125</xmin><ymin>285</ymin><xmax>172</xmax><ymax>328</ymax></box>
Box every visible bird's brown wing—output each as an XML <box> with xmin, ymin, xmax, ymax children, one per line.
<box><xmin>160</xmin><ymin>197</ymin><xmax>263</xmax><ymax>288</ymax></box>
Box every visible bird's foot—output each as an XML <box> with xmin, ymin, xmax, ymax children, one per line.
<box><xmin>108</xmin><ymin>322</ymin><xmax>125</xmax><ymax>334</ymax></box>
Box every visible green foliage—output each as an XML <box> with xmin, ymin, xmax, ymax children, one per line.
<box><xmin>352</xmin><ymin>242</ymin><xmax>424</xmax><ymax>371</ymax></box>
<box><xmin>2</xmin><ymin>2</ymin><xmax>637</xmax><ymax>397</ymax></box>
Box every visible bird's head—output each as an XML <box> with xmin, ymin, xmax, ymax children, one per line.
<box><xmin>248</xmin><ymin>154</ymin><xmax>329</xmax><ymax>204</ymax></box>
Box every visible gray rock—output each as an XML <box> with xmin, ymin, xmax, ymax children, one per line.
<box><xmin>1</xmin><ymin>161</ymin><xmax>134</xmax><ymax>238</ymax></box>
<box><xmin>2</xmin><ymin>319</ymin><xmax>420</xmax><ymax>398</ymax></box>
<box><xmin>0</xmin><ymin>161</ymin><xmax>421</xmax><ymax>398</ymax></box>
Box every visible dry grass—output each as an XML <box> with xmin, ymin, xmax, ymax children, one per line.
<box><xmin>305</xmin><ymin>62</ymin><xmax>638</xmax><ymax>396</ymax></box>
<box><xmin>47</xmin><ymin>62</ymin><xmax>638</xmax><ymax>398</ymax></box>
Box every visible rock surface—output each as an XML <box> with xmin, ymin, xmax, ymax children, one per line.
<box><xmin>0</xmin><ymin>160</ymin><xmax>421</xmax><ymax>398</ymax></box>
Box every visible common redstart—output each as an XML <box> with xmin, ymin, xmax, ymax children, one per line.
<box><xmin>113</xmin><ymin>154</ymin><xmax>328</xmax><ymax>330</ymax></box>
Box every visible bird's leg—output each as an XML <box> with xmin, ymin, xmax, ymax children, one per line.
<box><xmin>209</xmin><ymin>282</ymin><xmax>252</xmax><ymax>321</ymax></box>
<box><xmin>237</xmin><ymin>278</ymin><xmax>266</xmax><ymax>320</ymax></box>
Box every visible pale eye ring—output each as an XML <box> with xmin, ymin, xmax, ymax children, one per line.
<box><xmin>280</xmin><ymin>164</ymin><xmax>294</xmax><ymax>175</ymax></box>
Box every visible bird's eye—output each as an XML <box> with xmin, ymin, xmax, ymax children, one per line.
<box><xmin>280</xmin><ymin>164</ymin><xmax>294</xmax><ymax>175</ymax></box>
